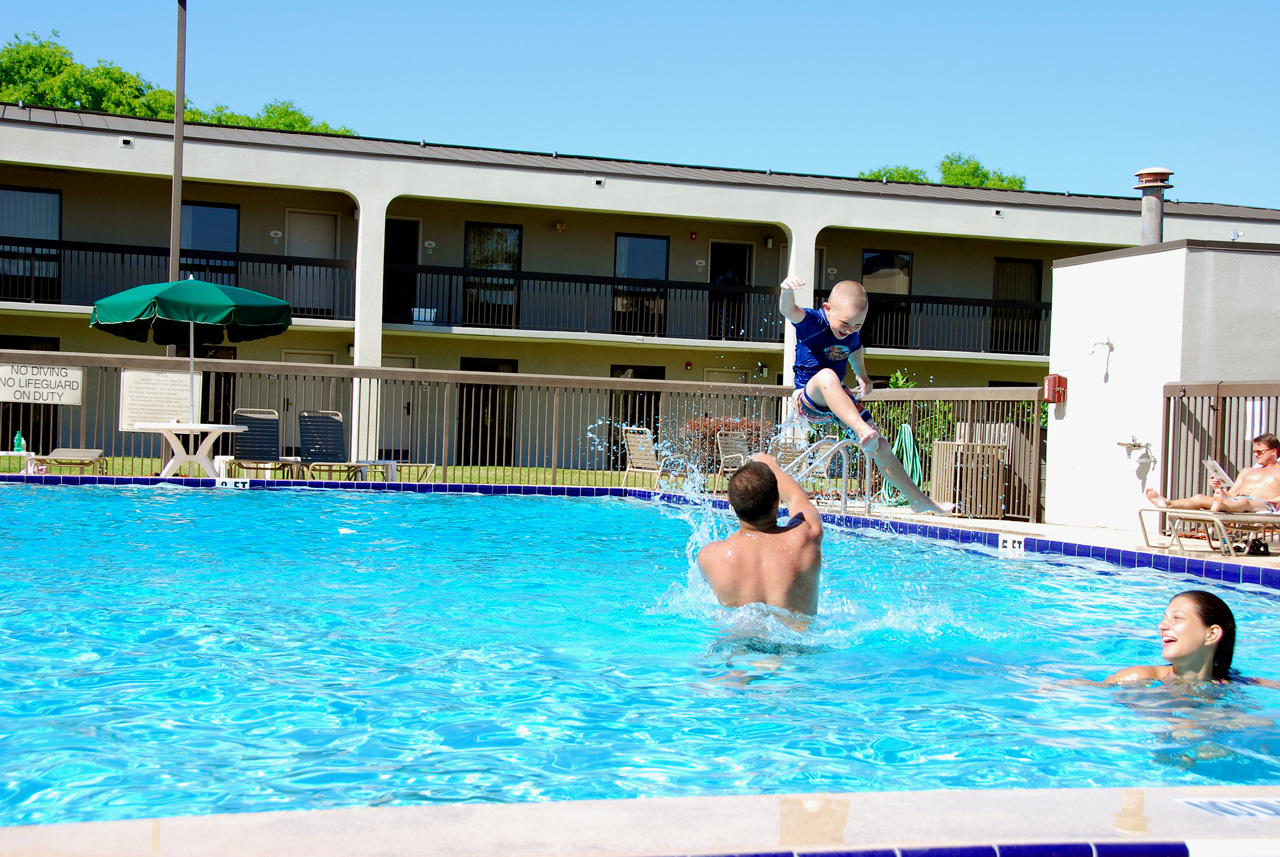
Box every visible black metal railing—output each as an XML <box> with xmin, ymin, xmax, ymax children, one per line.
<box><xmin>0</xmin><ymin>239</ymin><xmax>1050</xmax><ymax>354</ymax></box>
<box><xmin>816</xmin><ymin>288</ymin><xmax>1051</xmax><ymax>356</ymax></box>
<box><xmin>384</xmin><ymin>264</ymin><xmax>785</xmax><ymax>343</ymax></box>
<box><xmin>0</xmin><ymin>236</ymin><xmax>356</xmax><ymax>320</ymax></box>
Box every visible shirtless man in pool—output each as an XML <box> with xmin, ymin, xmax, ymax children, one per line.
<box><xmin>697</xmin><ymin>453</ymin><xmax>823</xmax><ymax>616</ymax></box>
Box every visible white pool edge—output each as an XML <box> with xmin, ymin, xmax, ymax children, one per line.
<box><xmin>3</xmin><ymin>785</ymin><xmax>1280</xmax><ymax>856</ymax></box>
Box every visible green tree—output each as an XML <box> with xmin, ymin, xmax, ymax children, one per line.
<box><xmin>857</xmin><ymin>153</ymin><xmax>1027</xmax><ymax>190</ymax></box>
<box><xmin>0</xmin><ymin>32</ymin><xmax>355</xmax><ymax>135</ymax></box>
<box><xmin>937</xmin><ymin>151</ymin><xmax>1026</xmax><ymax>189</ymax></box>
<box><xmin>857</xmin><ymin>164</ymin><xmax>930</xmax><ymax>183</ymax></box>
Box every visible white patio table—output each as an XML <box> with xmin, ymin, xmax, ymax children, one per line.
<box><xmin>134</xmin><ymin>422</ymin><xmax>246</xmax><ymax>478</ymax></box>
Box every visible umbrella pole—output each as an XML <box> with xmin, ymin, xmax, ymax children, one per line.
<box><xmin>189</xmin><ymin>320</ymin><xmax>196</xmax><ymax>424</ymax></box>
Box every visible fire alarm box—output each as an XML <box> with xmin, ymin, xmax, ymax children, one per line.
<box><xmin>1043</xmin><ymin>374</ymin><xmax>1067</xmax><ymax>404</ymax></box>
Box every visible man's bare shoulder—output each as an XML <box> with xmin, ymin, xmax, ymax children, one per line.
<box><xmin>783</xmin><ymin>510</ymin><xmax>824</xmax><ymax>542</ymax></box>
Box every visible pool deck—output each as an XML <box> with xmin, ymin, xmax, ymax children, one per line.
<box><xmin>866</xmin><ymin>502</ymin><xmax>1280</xmax><ymax>584</ymax></box>
<box><xmin>4</xmin><ymin>785</ymin><xmax>1280</xmax><ymax>856</ymax></box>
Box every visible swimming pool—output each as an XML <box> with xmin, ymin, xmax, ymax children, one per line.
<box><xmin>3</xmin><ymin>483</ymin><xmax>1280</xmax><ymax>828</ymax></box>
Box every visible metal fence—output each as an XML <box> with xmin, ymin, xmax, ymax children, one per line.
<box><xmin>817</xmin><ymin>289</ymin><xmax>1051</xmax><ymax>355</ymax></box>
<box><xmin>0</xmin><ymin>350</ymin><xmax>1045</xmax><ymax>519</ymax></box>
<box><xmin>0</xmin><ymin>236</ymin><xmax>355</xmax><ymax>318</ymax></box>
<box><xmin>1162</xmin><ymin>381</ymin><xmax>1280</xmax><ymax>501</ymax></box>
<box><xmin>385</xmin><ymin>265</ymin><xmax>784</xmax><ymax>342</ymax></box>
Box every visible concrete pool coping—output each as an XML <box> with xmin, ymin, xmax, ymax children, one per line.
<box><xmin>5</xmin><ymin>473</ymin><xmax>1280</xmax><ymax>854</ymax></box>
<box><xmin>4</xmin><ymin>786</ymin><xmax>1280</xmax><ymax>856</ymax></box>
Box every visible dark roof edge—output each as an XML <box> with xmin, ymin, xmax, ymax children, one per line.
<box><xmin>5</xmin><ymin>101</ymin><xmax>1280</xmax><ymax>218</ymax></box>
<box><xmin>1053</xmin><ymin>239</ymin><xmax>1280</xmax><ymax>268</ymax></box>
<box><xmin>0</xmin><ymin>101</ymin><xmax>1132</xmax><ymax>199</ymax></box>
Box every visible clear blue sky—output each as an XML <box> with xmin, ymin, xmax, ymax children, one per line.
<box><xmin>8</xmin><ymin>1</ymin><xmax>1279</xmax><ymax>211</ymax></box>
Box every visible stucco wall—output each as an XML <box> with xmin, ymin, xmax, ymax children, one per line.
<box><xmin>1045</xmin><ymin>248</ymin><xmax>1189</xmax><ymax>528</ymax></box>
<box><xmin>1180</xmin><ymin>247</ymin><xmax>1280</xmax><ymax>382</ymax></box>
<box><xmin>817</xmin><ymin>228</ymin><xmax>1102</xmax><ymax>301</ymax></box>
<box><xmin>0</xmin><ymin>165</ymin><xmax>357</xmax><ymax>258</ymax></box>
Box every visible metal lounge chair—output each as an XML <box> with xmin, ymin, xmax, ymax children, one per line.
<box><xmin>715</xmin><ymin>430</ymin><xmax>752</xmax><ymax>491</ymax></box>
<box><xmin>298</xmin><ymin>410</ymin><xmax>367</xmax><ymax>481</ymax></box>
<box><xmin>29</xmin><ymin>448</ymin><xmax>107</xmax><ymax>475</ymax></box>
<box><xmin>621</xmin><ymin>426</ymin><xmax>670</xmax><ymax>488</ymax></box>
<box><xmin>226</xmin><ymin>408</ymin><xmax>296</xmax><ymax>479</ymax></box>
<box><xmin>1139</xmin><ymin>506</ymin><xmax>1280</xmax><ymax>556</ymax></box>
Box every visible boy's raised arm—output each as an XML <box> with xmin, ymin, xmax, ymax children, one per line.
<box><xmin>778</xmin><ymin>276</ymin><xmax>807</xmax><ymax>324</ymax></box>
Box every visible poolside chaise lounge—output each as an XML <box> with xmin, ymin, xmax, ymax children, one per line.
<box><xmin>29</xmin><ymin>448</ymin><xmax>106</xmax><ymax>475</ymax></box>
<box><xmin>226</xmin><ymin>408</ymin><xmax>297</xmax><ymax>479</ymax></box>
<box><xmin>1138</xmin><ymin>506</ymin><xmax>1280</xmax><ymax>556</ymax></box>
<box><xmin>297</xmin><ymin>410</ymin><xmax>368</xmax><ymax>482</ymax></box>
<box><xmin>621</xmin><ymin>427</ymin><xmax>670</xmax><ymax>488</ymax></box>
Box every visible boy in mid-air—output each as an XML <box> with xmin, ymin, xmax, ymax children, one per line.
<box><xmin>779</xmin><ymin>275</ymin><xmax>951</xmax><ymax>514</ymax></box>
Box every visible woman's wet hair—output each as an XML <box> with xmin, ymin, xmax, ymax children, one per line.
<box><xmin>728</xmin><ymin>460</ymin><xmax>779</xmax><ymax>523</ymax></box>
<box><xmin>1175</xmin><ymin>589</ymin><xmax>1236</xmax><ymax>679</ymax></box>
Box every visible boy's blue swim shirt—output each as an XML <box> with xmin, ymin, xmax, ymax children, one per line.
<box><xmin>792</xmin><ymin>306</ymin><xmax>862</xmax><ymax>389</ymax></box>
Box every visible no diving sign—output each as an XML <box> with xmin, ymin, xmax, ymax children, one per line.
<box><xmin>0</xmin><ymin>364</ymin><xmax>84</xmax><ymax>405</ymax></box>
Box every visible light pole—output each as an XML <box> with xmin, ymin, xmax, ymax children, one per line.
<box><xmin>168</xmin><ymin>0</ymin><xmax>187</xmax><ymax>285</ymax></box>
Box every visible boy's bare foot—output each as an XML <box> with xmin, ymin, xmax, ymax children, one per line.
<box><xmin>1146</xmin><ymin>488</ymin><xmax>1170</xmax><ymax>508</ymax></box>
<box><xmin>855</xmin><ymin>429</ymin><xmax>882</xmax><ymax>453</ymax></box>
<box><xmin>910</xmin><ymin>498</ymin><xmax>956</xmax><ymax>514</ymax></box>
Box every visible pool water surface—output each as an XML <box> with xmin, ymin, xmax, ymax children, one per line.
<box><xmin>2</xmin><ymin>483</ymin><xmax>1280</xmax><ymax>827</ymax></box>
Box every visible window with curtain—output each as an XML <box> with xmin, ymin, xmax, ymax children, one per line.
<box><xmin>615</xmin><ymin>234</ymin><xmax>669</xmax><ymax>280</ymax></box>
<box><xmin>861</xmin><ymin>249</ymin><xmax>912</xmax><ymax>294</ymax></box>
<box><xmin>181</xmin><ymin>202</ymin><xmax>239</xmax><ymax>252</ymax></box>
<box><xmin>0</xmin><ymin>187</ymin><xmax>60</xmax><ymax>239</ymax></box>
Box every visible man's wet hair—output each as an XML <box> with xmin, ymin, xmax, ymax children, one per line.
<box><xmin>728</xmin><ymin>460</ymin><xmax>779</xmax><ymax>523</ymax></box>
<box><xmin>1254</xmin><ymin>433</ymin><xmax>1279</xmax><ymax>452</ymax></box>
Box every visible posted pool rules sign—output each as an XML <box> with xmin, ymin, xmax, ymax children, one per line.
<box><xmin>0</xmin><ymin>364</ymin><xmax>84</xmax><ymax>405</ymax></box>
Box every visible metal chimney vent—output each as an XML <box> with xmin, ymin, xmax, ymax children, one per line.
<box><xmin>1134</xmin><ymin>167</ymin><xmax>1174</xmax><ymax>245</ymax></box>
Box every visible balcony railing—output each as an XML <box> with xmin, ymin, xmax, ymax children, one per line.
<box><xmin>0</xmin><ymin>239</ymin><xmax>1049</xmax><ymax>355</ymax></box>
<box><xmin>0</xmin><ymin>236</ymin><xmax>356</xmax><ymax>320</ymax></box>
<box><xmin>384</xmin><ymin>264</ymin><xmax>784</xmax><ymax>343</ymax></box>
<box><xmin>818</xmin><ymin>289</ymin><xmax>1051</xmax><ymax>356</ymax></box>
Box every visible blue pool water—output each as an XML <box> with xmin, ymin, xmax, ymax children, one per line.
<box><xmin>3</xmin><ymin>483</ymin><xmax>1280</xmax><ymax>827</ymax></box>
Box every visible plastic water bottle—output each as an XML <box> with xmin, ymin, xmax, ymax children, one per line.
<box><xmin>12</xmin><ymin>430</ymin><xmax>23</xmax><ymax>453</ymax></box>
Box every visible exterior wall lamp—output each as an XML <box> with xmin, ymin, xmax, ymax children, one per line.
<box><xmin>553</xmin><ymin>221</ymin><xmax>567</xmax><ymax>232</ymax></box>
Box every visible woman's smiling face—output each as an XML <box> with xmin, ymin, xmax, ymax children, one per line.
<box><xmin>1159</xmin><ymin>594</ymin><xmax>1221</xmax><ymax>669</ymax></box>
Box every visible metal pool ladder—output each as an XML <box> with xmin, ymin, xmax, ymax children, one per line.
<box><xmin>780</xmin><ymin>437</ymin><xmax>867</xmax><ymax>515</ymax></box>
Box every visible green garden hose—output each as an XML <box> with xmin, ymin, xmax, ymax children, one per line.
<box><xmin>880</xmin><ymin>423</ymin><xmax>923</xmax><ymax>506</ymax></box>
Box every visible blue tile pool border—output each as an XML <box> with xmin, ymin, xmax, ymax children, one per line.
<box><xmin>4</xmin><ymin>472</ymin><xmax>1276</xmax><ymax>593</ymax></box>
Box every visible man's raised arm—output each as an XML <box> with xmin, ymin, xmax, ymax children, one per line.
<box><xmin>750</xmin><ymin>453</ymin><xmax>822</xmax><ymax>535</ymax></box>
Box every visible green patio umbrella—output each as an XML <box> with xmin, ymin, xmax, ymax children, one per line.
<box><xmin>91</xmin><ymin>278</ymin><xmax>292</xmax><ymax>423</ymax></box>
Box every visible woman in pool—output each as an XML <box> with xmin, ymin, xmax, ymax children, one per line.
<box><xmin>1106</xmin><ymin>590</ymin><xmax>1236</xmax><ymax>684</ymax></box>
